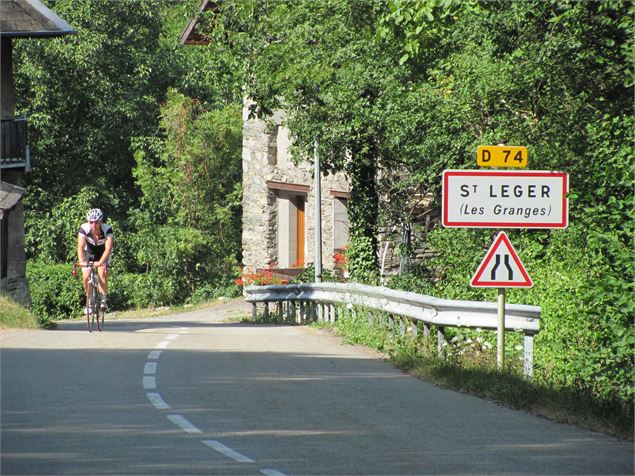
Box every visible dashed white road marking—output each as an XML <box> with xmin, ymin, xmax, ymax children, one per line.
<box><xmin>146</xmin><ymin>392</ymin><xmax>170</xmax><ymax>410</ymax></box>
<box><xmin>144</xmin><ymin>326</ymin><xmax>287</xmax><ymax>476</ymax></box>
<box><xmin>166</xmin><ymin>414</ymin><xmax>202</xmax><ymax>434</ymax></box>
<box><xmin>202</xmin><ymin>440</ymin><xmax>255</xmax><ymax>463</ymax></box>
<box><xmin>260</xmin><ymin>469</ymin><xmax>289</xmax><ymax>476</ymax></box>
<box><xmin>144</xmin><ymin>362</ymin><xmax>157</xmax><ymax>375</ymax></box>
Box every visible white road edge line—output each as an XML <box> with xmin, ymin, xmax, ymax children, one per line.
<box><xmin>147</xmin><ymin>350</ymin><xmax>162</xmax><ymax>360</ymax></box>
<box><xmin>143</xmin><ymin>376</ymin><xmax>156</xmax><ymax>390</ymax></box>
<box><xmin>259</xmin><ymin>469</ymin><xmax>289</xmax><ymax>476</ymax></box>
<box><xmin>146</xmin><ymin>392</ymin><xmax>170</xmax><ymax>410</ymax></box>
<box><xmin>166</xmin><ymin>414</ymin><xmax>202</xmax><ymax>434</ymax></box>
<box><xmin>202</xmin><ymin>440</ymin><xmax>254</xmax><ymax>463</ymax></box>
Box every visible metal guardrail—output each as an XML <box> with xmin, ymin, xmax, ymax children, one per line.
<box><xmin>244</xmin><ymin>282</ymin><xmax>540</xmax><ymax>378</ymax></box>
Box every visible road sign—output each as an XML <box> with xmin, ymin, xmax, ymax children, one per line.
<box><xmin>442</xmin><ymin>170</ymin><xmax>569</xmax><ymax>228</ymax></box>
<box><xmin>471</xmin><ymin>232</ymin><xmax>533</xmax><ymax>288</ymax></box>
<box><xmin>477</xmin><ymin>145</ymin><xmax>528</xmax><ymax>168</ymax></box>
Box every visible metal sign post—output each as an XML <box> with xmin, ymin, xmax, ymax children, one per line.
<box><xmin>471</xmin><ymin>231</ymin><xmax>533</xmax><ymax>370</ymax></box>
<box><xmin>497</xmin><ymin>288</ymin><xmax>506</xmax><ymax>369</ymax></box>
<box><xmin>314</xmin><ymin>136</ymin><xmax>322</xmax><ymax>284</ymax></box>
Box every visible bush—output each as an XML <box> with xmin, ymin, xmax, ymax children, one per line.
<box><xmin>27</xmin><ymin>260</ymin><xmax>84</xmax><ymax>321</ymax></box>
<box><xmin>185</xmin><ymin>282</ymin><xmax>242</xmax><ymax>304</ymax></box>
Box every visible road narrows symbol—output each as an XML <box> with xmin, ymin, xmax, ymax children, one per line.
<box><xmin>471</xmin><ymin>232</ymin><xmax>532</xmax><ymax>288</ymax></box>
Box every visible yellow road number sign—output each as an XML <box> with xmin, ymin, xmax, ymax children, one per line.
<box><xmin>477</xmin><ymin>145</ymin><xmax>528</xmax><ymax>168</ymax></box>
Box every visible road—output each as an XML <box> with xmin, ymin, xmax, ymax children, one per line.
<box><xmin>1</xmin><ymin>301</ymin><xmax>633</xmax><ymax>475</ymax></box>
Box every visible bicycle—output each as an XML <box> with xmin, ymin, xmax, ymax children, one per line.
<box><xmin>73</xmin><ymin>262</ymin><xmax>105</xmax><ymax>332</ymax></box>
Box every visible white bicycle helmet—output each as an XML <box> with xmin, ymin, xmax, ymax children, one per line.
<box><xmin>86</xmin><ymin>208</ymin><xmax>103</xmax><ymax>222</ymax></box>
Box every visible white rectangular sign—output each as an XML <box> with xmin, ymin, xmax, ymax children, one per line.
<box><xmin>442</xmin><ymin>170</ymin><xmax>569</xmax><ymax>228</ymax></box>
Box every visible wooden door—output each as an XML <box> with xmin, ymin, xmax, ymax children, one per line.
<box><xmin>295</xmin><ymin>196</ymin><xmax>305</xmax><ymax>267</ymax></box>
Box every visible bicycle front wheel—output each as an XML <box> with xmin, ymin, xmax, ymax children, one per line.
<box><xmin>87</xmin><ymin>284</ymin><xmax>99</xmax><ymax>332</ymax></box>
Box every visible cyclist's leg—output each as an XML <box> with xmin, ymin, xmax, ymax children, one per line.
<box><xmin>82</xmin><ymin>253</ymin><xmax>95</xmax><ymax>313</ymax></box>
<box><xmin>96</xmin><ymin>259</ymin><xmax>110</xmax><ymax>309</ymax></box>
<box><xmin>82</xmin><ymin>266</ymin><xmax>92</xmax><ymax>314</ymax></box>
<box><xmin>97</xmin><ymin>265</ymin><xmax>108</xmax><ymax>295</ymax></box>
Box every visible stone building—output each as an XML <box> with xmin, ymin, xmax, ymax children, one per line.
<box><xmin>0</xmin><ymin>0</ymin><xmax>75</xmax><ymax>304</ymax></box>
<box><xmin>240</xmin><ymin>106</ymin><xmax>351</xmax><ymax>277</ymax></box>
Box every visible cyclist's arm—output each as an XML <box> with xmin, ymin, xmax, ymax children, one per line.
<box><xmin>77</xmin><ymin>233</ymin><xmax>87</xmax><ymax>266</ymax></box>
<box><xmin>97</xmin><ymin>235</ymin><xmax>113</xmax><ymax>267</ymax></box>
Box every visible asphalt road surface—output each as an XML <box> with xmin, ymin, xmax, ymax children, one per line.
<box><xmin>1</xmin><ymin>301</ymin><xmax>633</xmax><ymax>475</ymax></box>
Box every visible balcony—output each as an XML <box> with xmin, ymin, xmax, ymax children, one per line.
<box><xmin>1</xmin><ymin>115</ymin><xmax>30</xmax><ymax>171</ymax></box>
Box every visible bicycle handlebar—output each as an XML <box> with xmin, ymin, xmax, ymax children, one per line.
<box><xmin>72</xmin><ymin>261</ymin><xmax>103</xmax><ymax>276</ymax></box>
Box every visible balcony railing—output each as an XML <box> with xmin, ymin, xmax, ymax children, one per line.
<box><xmin>1</xmin><ymin>115</ymin><xmax>30</xmax><ymax>171</ymax></box>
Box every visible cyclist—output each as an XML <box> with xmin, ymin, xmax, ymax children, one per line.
<box><xmin>77</xmin><ymin>208</ymin><xmax>113</xmax><ymax>314</ymax></box>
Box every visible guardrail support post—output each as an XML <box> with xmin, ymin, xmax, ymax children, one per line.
<box><xmin>437</xmin><ymin>326</ymin><xmax>446</xmax><ymax>356</ymax></box>
<box><xmin>524</xmin><ymin>333</ymin><xmax>534</xmax><ymax>379</ymax></box>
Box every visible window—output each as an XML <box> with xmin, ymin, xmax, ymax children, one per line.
<box><xmin>333</xmin><ymin>196</ymin><xmax>350</xmax><ymax>252</ymax></box>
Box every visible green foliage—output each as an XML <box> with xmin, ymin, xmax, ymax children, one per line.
<box><xmin>128</xmin><ymin>91</ymin><xmax>243</xmax><ymax>303</ymax></box>
<box><xmin>185</xmin><ymin>283</ymin><xmax>242</xmax><ymax>305</ymax></box>
<box><xmin>347</xmin><ymin>235</ymin><xmax>379</xmax><ymax>285</ymax></box>
<box><xmin>15</xmin><ymin>0</ymin><xmax>179</xmax><ymax>211</ymax></box>
<box><xmin>416</xmin><ymin>225</ymin><xmax>634</xmax><ymax>405</ymax></box>
<box><xmin>25</xmin><ymin>186</ymin><xmax>101</xmax><ymax>261</ymax></box>
<box><xmin>27</xmin><ymin>260</ymin><xmax>84</xmax><ymax>322</ymax></box>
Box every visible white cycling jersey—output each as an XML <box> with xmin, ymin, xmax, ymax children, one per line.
<box><xmin>78</xmin><ymin>222</ymin><xmax>113</xmax><ymax>262</ymax></box>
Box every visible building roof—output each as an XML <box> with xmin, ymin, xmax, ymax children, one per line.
<box><xmin>180</xmin><ymin>0</ymin><xmax>218</xmax><ymax>45</ymax></box>
<box><xmin>0</xmin><ymin>181</ymin><xmax>25</xmax><ymax>218</ymax></box>
<box><xmin>0</xmin><ymin>0</ymin><xmax>75</xmax><ymax>38</ymax></box>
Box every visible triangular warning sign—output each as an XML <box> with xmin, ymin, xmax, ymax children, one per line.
<box><xmin>471</xmin><ymin>232</ymin><xmax>533</xmax><ymax>288</ymax></box>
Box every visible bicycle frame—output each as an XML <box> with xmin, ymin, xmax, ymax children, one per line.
<box><xmin>74</xmin><ymin>262</ymin><xmax>104</xmax><ymax>332</ymax></box>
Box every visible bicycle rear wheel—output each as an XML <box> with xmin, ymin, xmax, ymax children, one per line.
<box><xmin>96</xmin><ymin>295</ymin><xmax>104</xmax><ymax>332</ymax></box>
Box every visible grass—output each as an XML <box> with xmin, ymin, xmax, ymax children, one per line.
<box><xmin>1</xmin><ymin>295</ymin><xmax>248</xmax><ymax>330</ymax></box>
<box><xmin>311</xmin><ymin>309</ymin><xmax>634</xmax><ymax>442</ymax></box>
<box><xmin>0</xmin><ymin>294</ymin><xmax>40</xmax><ymax>329</ymax></box>
<box><xmin>394</xmin><ymin>352</ymin><xmax>634</xmax><ymax>441</ymax></box>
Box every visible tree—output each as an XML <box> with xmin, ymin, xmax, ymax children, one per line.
<box><xmin>129</xmin><ymin>90</ymin><xmax>242</xmax><ymax>304</ymax></box>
